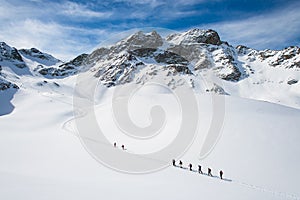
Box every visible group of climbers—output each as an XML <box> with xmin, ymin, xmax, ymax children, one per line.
<box><xmin>113</xmin><ymin>143</ymin><xmax>224</xmax><ymax>180</ymax></box>
<box><xmin>172</xmin><ymin>159</ymin><xmax>224</xmax><ymax>179</ymax></box>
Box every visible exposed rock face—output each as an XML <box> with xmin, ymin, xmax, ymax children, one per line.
<box><xmin>287</xmin><ymin>79</ymin><xmax>298</xmax><ymax>85</ymax></box>
<box><xmin>166</xmin><ymin>29</ymin><xmax>221</xmax><ymax>45</ymax></box>
<box><xmin>194</xmin><ymin>52</ymin><xmax>213</xmax><ymax>70</ymax></box>
<box><xmin>94</xmin><ymin>52</ymin><xmax>143</xmax><ymax>87</ymax></box>
<box><xmin>215</xmin><ymin>65</ymin><xmax>242</xmax><ymax>81</ymax></box>
<box><xmin>57</xmin><ymin>53</ymin><xmax>89</xmax><ymax>72</ymax></box>
<box><xmin>38</xmin><ymin>53</ymin><xmax>88</xmax><ymax>78</ymax></box>
<box><xmin>19</xmin><ymin>48</ymin><xmax>60</xmax><ymax>63</ymax></box>
<box><xmin>0</xmin><ymin>77</ymin><xmax>19</xmax><ymax>90</ymax></box>
<box><xmin>164</xmin><ymin>64</ymin><xmax>192</xmax><ymax>75</ymax></box>
<box><xmin>237</xmin><ymin>46</ymin><xmax>300</xmax><ymax>69</ymax></box>
<box><xmin>212</xmin><ymin>45</ymin><xmax>248</xmax><ymax>82</ymax></box>
<box><xmin>206</xmin><ymin>83</ymin><xmax>228</xmax><ymax>95</ymax></box>
<box><xmin>86</xmin><ymin>47</ymin><xmax>110</xmax><ymax>65</ymax></box>
<box><xmin>110</xmin><ymin>31</ymin><xmax>163</xmax><ymax>54</ymax></box>
<box><xmin>0</xmin><ymin>42</ymin><xmax>23</xmax><ymax>62</ymax></box>
<box><xmin>88</xmin><ymin>29</ymin><xmax>251</xmax><ymax>87</ymax></box>
<box><xmin>0</xmin><ymin>42</ymin><xmax>26</xmax><ymax>69</ymax></box>
<box><xmin>154</xmin><ymin>51</ymin><xmax>189</xmax><ymax>65</ymax></box>
<box><xmin>236</xmin><ymin>45</ymin><xmax>251</xmax><ymax>55</ymax></box>
<box><xmin>268</xmin><ymin>46</ymin><xmax>300</xmax><ymax>68</ymax></box>
<box><xmin>130</xmin><ymin>48</ymin><xmax>157</xmax><ymax>57</ymax></box>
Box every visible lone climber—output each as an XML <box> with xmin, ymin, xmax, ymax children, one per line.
<box><xmin>220</xmin><ymin>170</ymin><xmax>223</xmax><ymax>179</ymax></box>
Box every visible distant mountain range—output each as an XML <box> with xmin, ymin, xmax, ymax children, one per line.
<box><xmin>1</xmin><ymin>29</ymin><xmax>300</xmax><ymax>109</ymax></box>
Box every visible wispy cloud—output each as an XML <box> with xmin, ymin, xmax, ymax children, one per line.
<box><xmin>201</xmin><ymin>2</ymin><xmax>300</xmax><ymax>50</ymax></box>
<box><xmin>0</xmin><ymin>0</ymin><xmax>112</xmax><ymax>60</ymax></box>
<box><xmin>60</xmin><ymin>1</ymin><xmax>112</xmax><ymax>18</ymax></box>
<box><xmin>0</xmin><ymin>19</ymin><xmax>107</xmax><ymax>61</ymax></box>
<box><xmin>113</xmin><ymin>0</ymin><xmax>166</xmax><ymax>8</ymax></box>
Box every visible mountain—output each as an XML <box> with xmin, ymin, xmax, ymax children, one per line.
<box><xmin>19</xmin><ymin>48</ymin><xmax>61</xmax><ymax>66</ymax></box>
<box><xmin>38</xmin><ymin>53</ymin><xmax>88</xmax><ymax>78</ymax></box>
<box><xmin>0</xmin><ymin>28</ymin><xmax>300</xmax><ymax>109</ymax></box>
<box><xmin>64</xmin><ymin>29</ymin><xmax>300</xmax><ymax>108</ymax></box>
<box><xmin>0</xmin><ymin>42</ymin><xmax>29</xmax><ymax>75</ymax></box>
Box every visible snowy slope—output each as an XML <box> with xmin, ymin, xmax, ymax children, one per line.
<box><xmin>0</xmin><ymin>81</ymin><xmax>299</xmax><ymax>200</ymax></box>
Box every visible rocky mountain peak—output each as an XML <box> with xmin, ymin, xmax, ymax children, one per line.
<box><xmin>166</xmin><ymin>28</ymin><xmax>221</xmax><ymax>45</ymax></box>
<box><xmin>113</xmin><ymin>30</ymin><xmax>163</xmax><ymax>52</ymax></box>
<box><xmin>0</xmin><ymin>42</ymin><xmax>24</xmax><ymax>63</ymax></box>
<box><xmin>0</xmin><ymin>42</ymin><xmax>26</xmax><ymax>70</ymax></box>
<box><xmin>19</xmin><ymin>48</ymin><xmax>61</xmax><ymax>65</ymax></box>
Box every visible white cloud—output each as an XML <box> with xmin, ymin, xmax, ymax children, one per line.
<box><xmin>0</xmin><ymin>0</ymin><xmax>112</xmax><ymax>60</ymax></box>
<box><xmin>0</xmin><ymin>19</ymin><xmax>107</xmax><ymax>61</ymax></box>
<box><xmin>202</xmin><ymin>3</ymin><xmax>300</xmax><ymax>50</ymax></box>
<box><xmin>114</xmin><ymin>0</ymin><xmax>165</xmax><ymax>8</ymax></box>
<box><xmin>61</xmin><ymin>1</ymin><xmax>112</xmax><ymax>18</ymax></box>
<box><xmin>0</xmin><ymin>0</ymin><xmax>112</xmax><ymax>21</ymax></box>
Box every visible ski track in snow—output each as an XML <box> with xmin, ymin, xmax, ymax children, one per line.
<box><xmin>234</xmin><ymin>181</ymin><xmax>300</xmax><ymax>200</ymax></box>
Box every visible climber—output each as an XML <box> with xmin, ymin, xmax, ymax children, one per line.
<box><xmin>172</xmin><ymin>159</ymin><xmax>176</xmax><ymax>166</ymax></box>
<box><xmin>189</xmin><ymin>163</ymin><xmax>192</xmax><ymax>171</ymax></box>
<box><xmin>198</xmin><ymin>165</ymin><xmax>203</xmax><ymax>174</ymax></box>
<box><xmin>179</xmin><ymin>160</ymin><xmax>183</xmax><ymax>168</ymax></box>
<box><xmin>208</xmin><ymin>168</ymin><xmax>213</xmax><ymax>176</ymax></box>
<box><xmin>220</xmin><ymin>170</ymin><xmax>223</xmax><ymax>179</ymax></box>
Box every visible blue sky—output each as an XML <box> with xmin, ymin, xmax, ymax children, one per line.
<box><xmin>0</xmin><ymin>0</ymin><xmax>300</xmax><ymax>60</ymax></box>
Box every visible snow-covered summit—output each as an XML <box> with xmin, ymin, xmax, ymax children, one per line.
<box><xmin>19</xmin><ymin>48</ymin><xmax>61</xmax><ymax>66</ymax></box>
